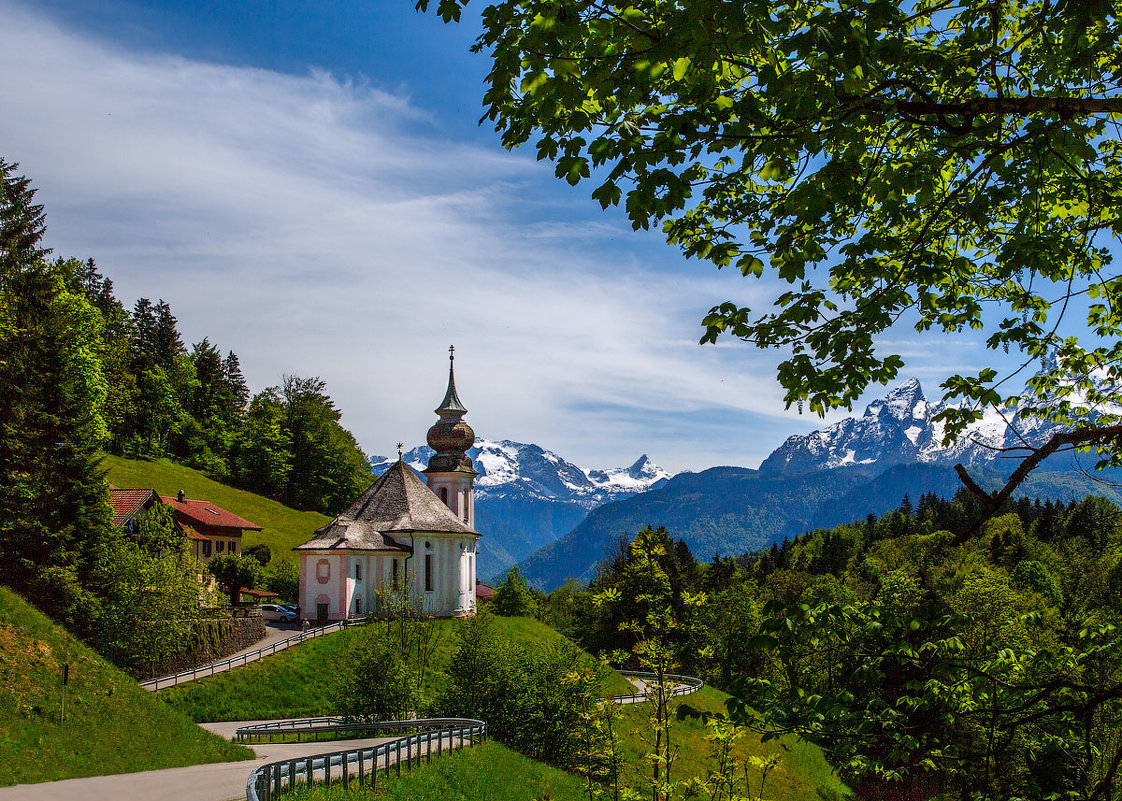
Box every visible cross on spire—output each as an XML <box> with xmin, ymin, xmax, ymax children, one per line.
<box><xmin>396</xmin><ymin>442</ymin><xmax>404</xmax><ymax>459</ymax></box>
<box><xmin>449</xmin><ymin>344</ymin><xmax>455</xmax><ymax>362</ymax></box>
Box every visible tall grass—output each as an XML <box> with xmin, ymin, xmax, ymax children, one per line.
<box><xmin>0</xmin><ymin>587</ymin><xmax>251</xmax><ymax>786</ymax></box>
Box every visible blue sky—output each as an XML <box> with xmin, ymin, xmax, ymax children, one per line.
<box><xmin>0</xmin><ymin>0</ymin><xmax>995</xmax><ymax>472</ymax></box>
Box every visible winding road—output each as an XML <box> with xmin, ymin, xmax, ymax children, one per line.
<box><xmin>1</xmin><ymin>669</ymin><xmax>699</xmax><ymax>801</ymax></box>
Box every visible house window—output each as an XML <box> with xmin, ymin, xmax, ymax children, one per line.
<box><xmin>216</xmin><ymin>540</ymin><xmax>224</xmax><ymax>553</ymax></box>
<box><xmin>202</xmin><ymin>541</ymin><xmax>212</xmax><ymax>557</ymax></box>
<box><xmin>354</xmin><ymin>562</ymin><xmax>362</xmax><ymax>581</ymax></box>
<box><xmin>392</xmin><ymin>558</ymin><xmax>400</xmax><ymax>588</ymax></box>
<box><xmin>425</xmin><ymin>553</ymin><xmax>434</xmax><ymax>592</ymax></box>
<box><xmin>229</xmin><ymin>541</ymin><xmax>237</xmax><ymax>553</ymax></box>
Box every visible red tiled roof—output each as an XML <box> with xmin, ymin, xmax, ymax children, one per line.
<box><xmin>160</xmin><ymin>496</ymin><xmax>262</xmax><ymax>531</ymax></box>
<box><xmin>240</xmin><ymin>588</ymin><xmax>279</xmax><ymax>598</ymax></box>
<box><xmin>475</xmin><ymin>580</ymin><xmax>495</xmax><ymax>602</ymax></box>
<box><xmin>108</xmin><ymin>488</ymin><xmax>157</xmax><ymax>528</ymax></box>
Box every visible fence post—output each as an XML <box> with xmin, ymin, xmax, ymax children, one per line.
<box><xmin>288</xmin><ymin>760</ymin><xmax>297</xmax><ymax>790</ymax></box>
<box><xmin>342</xmin><ymin>751</ymin><xmax>349</xmax><ymax>788</ymax></box>
<box><xmin>396</xmin><ymin>741</ymin><xmax>401</xmax><ymax>777</ymax></box>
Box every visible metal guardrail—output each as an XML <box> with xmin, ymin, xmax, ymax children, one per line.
<box><xmin>244</xmin><ymin>718</ymin><xmax>486</xmax><ymax>801</ymax></box>
<box><xmin>141</xmin><ymin>617</ymin><xmax>371</xmax><ymax>692</ymax></box>
<box><xmin>237</xmin><ymin>670</ymin><xmax>702</xmax><ymax>800</ymax></box>
<box><xmin>614</xmin><ymin>670</ymin><xmax>704</xmax><ymax>704</ymax></box>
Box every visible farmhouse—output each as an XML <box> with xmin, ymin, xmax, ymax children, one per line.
<box><xmin>295</xmin><ymin>350</ymin><xmax>481</xmax><ymax>621</ymax></box>
<box><xmin>160</xmin><ymin>490</ymin><xmax>262</xmax><ymax>564</ymax></box>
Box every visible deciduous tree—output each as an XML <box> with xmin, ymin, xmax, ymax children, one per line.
<box><xmin>420</xmin><ymin>0</ymin><xmax>1122</xmax><ymax>521</ymax></box>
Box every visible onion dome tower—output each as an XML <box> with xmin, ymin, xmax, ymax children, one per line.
<box><xmin>424</xmin><ymin>346</ymin><xmax>477</xmax><ymax>528</ymax></box>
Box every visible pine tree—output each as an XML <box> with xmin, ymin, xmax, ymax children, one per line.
<box><xmin>0</xmin><ymin>163</ymin><xmax>111</xmax><ymax>628</ymax></box>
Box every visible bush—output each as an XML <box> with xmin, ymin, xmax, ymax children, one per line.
<box><xmin>439</xmin><ymin>610</ymin><xmax>606</xmax><ymax>769</ymax></box>
<box><xmin>332</xmin><ymin>630</ymin><xmax>419</xmax><ymax>721</ymax></box>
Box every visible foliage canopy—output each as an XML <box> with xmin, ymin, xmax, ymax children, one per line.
<box><xmin>420</xmin><ymin>0</ymin><xmax>1122</xmax><ymax>468</ymax></box>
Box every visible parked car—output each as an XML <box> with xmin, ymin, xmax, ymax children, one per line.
<box><xmin>260</xmin><ymin>603</ymin><xmax>296</xmax><ymax>623</ymax></box>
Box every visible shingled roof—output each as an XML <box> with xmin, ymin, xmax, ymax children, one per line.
<box><xmin>295</xmin><ymin>460</ymin><xmax>478</xmax><ymax>552</ymax></box>
<box><xmin>160</xmin><ymin>495</ymin><xmax>262</xmax><ymax>531</ymax></box>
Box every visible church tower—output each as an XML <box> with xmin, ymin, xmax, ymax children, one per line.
<box><xmin>424</xmin><ymin>346</ymin><xmax>476</xmax><ymax>528</ymax></box>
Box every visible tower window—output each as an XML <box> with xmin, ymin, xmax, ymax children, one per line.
<box><xmin>440</xmin><ymin>487</ymin><xmax>448</xmax><ymax>504</ymax></box>
<box><xmin>392</xmin><ymin>558</ymin><xmax>400</xmax><ymax>589</ymax></box>
<box><xmin>354</xmin><ymin>562</ymin><xmax>362</xmax><ymax>581</ymax></box>
<box><xmin>425</xmin><ymin>553</ymin><xmax>434</xmax><ymax>592</ymax></box>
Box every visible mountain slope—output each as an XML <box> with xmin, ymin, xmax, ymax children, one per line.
<box><xmin>760</xmin><ymin>376</ymin><xmax>1106</xmax><ymax>474</ymax></box>
<box><xmin>0</xmin><ymin>586</ymin><xmax>250</xmax><ymax>785</ymax></box>
<box><xmin>518</xmin><ymin>379</ymin><xmax>1122</xmax><ymax>591</ymax></box>
<box><xmin>371</xmin><ymin>441</ymin><xmax>671</xmax><ymax>579</ymax></box>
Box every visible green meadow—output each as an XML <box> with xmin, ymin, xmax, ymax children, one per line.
<box><xmin>0</xmin><ymin>586</ymin><xmax>251</xmax><ymax>786</ymax></box>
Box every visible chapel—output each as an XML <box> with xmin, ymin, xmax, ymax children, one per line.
<box><xmin>295</xmin><ymin>349</ymin><xmax>480</xmax><ymax>621</ymax></box>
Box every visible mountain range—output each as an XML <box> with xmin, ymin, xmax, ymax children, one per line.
<box><xmin>370</xmin><ymin>441</ymin><xmax>670</xmax><ymax>578</ymax></box>
<box><xmin>514</xmin><ymin>378</ymin><xmax>1122</xmax><ymax>591</ymax></box>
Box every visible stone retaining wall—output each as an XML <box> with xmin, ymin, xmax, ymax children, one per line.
<box><xmin>136</xmin><ymin>613</ymin><xmax>266</xmax><ymax>680</ymax></box>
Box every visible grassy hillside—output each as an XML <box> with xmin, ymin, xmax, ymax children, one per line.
<box><xmin>0</xmin><ymin>586</ymin><xmax>251</xmax><ymax>786</ymax></box>
<box><xmin>616</xmin><ymin>685</ymin><xmax>847</xmax><ymax>801</ymax></box>
<box><xmin>161</xmin><ymin>615</ymin><xmax>632</xmax><ymax>722</ymax></box>
<box><xmin>103</xmin><ymin>455</ymin><xmax>331</xmax><ymax>557</ymax></box>
<box><xmin>284</xmin><ymin>741</ymin><xmax>589</xmax><ymax>801</ymax></box>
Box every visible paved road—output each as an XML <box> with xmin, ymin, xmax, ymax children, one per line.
<box><xmin>0</xmin><ymin>722</ymin><xmax>395</xmax><ymax>801</ymax></box>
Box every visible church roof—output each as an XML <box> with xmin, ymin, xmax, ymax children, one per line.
<box><xmin>295</xmin><ymin>460</ymin><xmax>477</xmax><ymax>552</ymax></box>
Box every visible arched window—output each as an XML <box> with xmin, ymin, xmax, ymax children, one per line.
<box><xmin>440</xmin><ymin>487</ymin><xmax>448</xmax><ymax>504</ymax></box>
<box><xmin>354</xmin><ymin>562</ymin><xmax>362</xmax><ymax>581</ymax></box>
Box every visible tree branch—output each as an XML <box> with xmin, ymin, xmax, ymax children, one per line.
<box><xmin>956</xmin><ymin>422</ymin><xmax>1122</xmax><ymax>539</ymax></box>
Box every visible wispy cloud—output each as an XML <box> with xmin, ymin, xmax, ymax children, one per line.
<box><xmin>0</xmin><ymin>2</ymin><xmax>976</xmax><ymax>471</ymax></box>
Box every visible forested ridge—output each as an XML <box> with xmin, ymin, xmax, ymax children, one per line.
<box><xmin>0</xmin><ymin>158</ymin><xmax>369</xmax><ymax>669</ymax></box>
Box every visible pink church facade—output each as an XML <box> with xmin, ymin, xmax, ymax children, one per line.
<box><xmin>295</xmin><ymin>352</ymin><xmax>480</xmax><ymax>621</ymax></box>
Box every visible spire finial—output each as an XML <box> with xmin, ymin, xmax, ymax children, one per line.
<box><xmin>449</xmin><ymin>344</ymin><xmax>455</xmax><ymax>362</ymax></box>
<box><xmin>397</xmin><ymin>442</ymin><xmax>404</xmax><ymax>459</ymax></box>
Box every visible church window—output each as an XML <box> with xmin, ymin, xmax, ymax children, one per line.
<box><xmin>354</xmin><ymin>562</ymin><xmax>362</xmax><ymax>581</ymax></box>
<box><xmin>392</xmin><ymin>558</ymin><xmax>400</xmax><ymax>588</ymax></box>
<box><xmin>440</xmin><ymin>487</ymin><xmax>448</xmax><ymax>504</ymax></box>
<box><xmin>355</xmin><ymin>596</ymin><xmax>363</xmax><ymax>616</ymax></box>
<box><xmin>425</xmin><ymin>553</ymin><xmax>434</xmax><ymax>592</ymax></box>
<box><xmin>317</xmin><ymin>559</ymin><xmax>331</xmax><ymax>584</ymax></box>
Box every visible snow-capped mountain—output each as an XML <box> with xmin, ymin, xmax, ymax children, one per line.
<box><xmin>369</xmin><ymin>441</ymin><xmax>671</xmax><ymax>580</ymax></box>
<box><xmin>371</xmin><ymin>440</ymin><xmax>671</xmax><ymax>508</ymax></box>
<box><xmin>759</xmin><ymin>377</ymin><xmax>1092</xmax><ymax>475</ymax></box>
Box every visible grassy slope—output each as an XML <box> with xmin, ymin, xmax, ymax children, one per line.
<box><xmin>162</xmin><ymin>615</ymin><xmax>633</xmax><ymax>722</ymax></box>
<box><xmin>284</xmin><ymin>741</ymin><xmax>589</xmax><ymax>801</ymax></box>
<box><xmin>103</xmin><ymin>455</ymin><xmax>330</xmax><ymax>558</ymax></box>
<box><xmin>266</xmin><ymin>688</ymin><xmax>844</xmax><ymax>801</ymax></box>
<box><xmin>616</xmin><ymin>685</ymin><xmax>847</xmax><ymax>801</ymax></box>
<box><xmin>0</xmin><ymin>586</ymin><xmax>251</xmax><ymax>786</ymax></box>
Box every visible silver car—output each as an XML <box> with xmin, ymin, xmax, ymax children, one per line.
<box><xmin>259</xmin><ymin>603</ymin><xmax>296</xmax><ymax>623</ymax></box>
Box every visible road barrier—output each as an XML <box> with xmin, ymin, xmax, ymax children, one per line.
<box><xmin>243</xmin><ymin>718</ymin><xmax>486</xmax><ymax>801</ymax></box>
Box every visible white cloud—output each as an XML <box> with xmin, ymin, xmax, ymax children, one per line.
<box><xmin>0</xmin><ymin>2</ymin><xmax>975</xmax><ymax>472</ymax></box>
